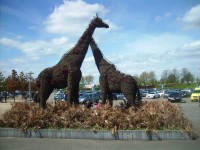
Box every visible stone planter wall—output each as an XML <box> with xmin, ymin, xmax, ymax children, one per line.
<box><xmin>0</xmin><ymin>128</ymin><xmax>194</xmax><ymax>140</ymax></box>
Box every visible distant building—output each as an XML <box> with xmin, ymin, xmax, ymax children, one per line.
<box><xmin>84</xmin><ymin>84</ymin><xmax>94</xmax><ymax>89</ymax></box>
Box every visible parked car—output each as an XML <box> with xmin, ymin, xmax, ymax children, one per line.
<box><xmin>79</xmin><ymin>92</ymin><xmax>99</xmax><ymax>104</ymax></box>
<box><xmin>0</xmin><ymin>92</ymin><xmax>3</xmax><ymax>102</ymax></box>
<box><xmin>190</xmin><ymin>87</ymin><xmax>200</xmax><ymax>102</ymax></box>
<box><xmin>54</xmin><ymin>91</ymin><xmax>65</xmax><ymax>101</ymax></box>
<box><xmin>157</xmin><ymin>90</ymin><xmax>164</xmax><ymax>97</ymax></box>
<box><xmin>123</xmin><ymin>92</ymin><xmax>142</xmax><ymax>105</ymax></box>
<box><xmin>141</xmin><ymin>90</ymin><xmax>149</xmax><ymax>97</ymax></box>
<box><xmin>115</xmin><ymin>93</ymin><xmax>125</xmax><ymax>100</ymax></box>
<box><xmin>163</xmin><ymin>90</ymin><xmax>170</xmax><ymax>98</ymax></box>
<box><xmin>112</xmin><ymin>93</ymin><xmax>118</xmax><ymax>100</ymax></box>
<box><xmin>181</xmin><ymin>90</ymin><xmax>191</xmax><ymax>98</ymax></box>
<box><xmin>146</xmin><ymin>91</ymin><xmax>160</xmax><ymax>99</ymax></box>
<box><xmin>168</xmin><ymin>92</ymin><xmax>182</xmax><ymax>102</ymax></box>
<box><xmin>98</xmin><ymin>92</ymin><xmax>124</xmax><ymax>100</ymax></box>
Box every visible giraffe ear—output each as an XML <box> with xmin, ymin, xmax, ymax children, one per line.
<box><xmin>96</xmin><ymin>13</ymin><xmax>98</xmax><ymax>18</ymax></box>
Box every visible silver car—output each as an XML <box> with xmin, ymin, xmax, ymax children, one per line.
<box><xmin>146</xmin><ymin>91</ymin><xmax>160</xmax><ymax>99</ymax></box>
<box><xmin>79</xmin><ymin>93</ymin><xmax>99</xmax><ymax>104</ymax></box>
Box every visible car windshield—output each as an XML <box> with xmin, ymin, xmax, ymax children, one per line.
<box><xmin>169</xmin><ymin>92</ymin><xmax>180</xmax><ymax>96</ymax></box>
<box><xmin>80</xmin><ymin>94</ymin><xmax>93</xmax><ymax>98</ymax></box>
<box><xmin>149</xmin><ymin>91</ymin><xmax>156</xmax><ymax>94</ymax></box>
<box><xmin>193</xmin><ymin>90</ymin><xmax>200</xmax><ymax>93</ymax></box>
<box><xmin>80</xmin><ymin>94</ymin><xmax>87</xmax><ymax>98</ymax></box>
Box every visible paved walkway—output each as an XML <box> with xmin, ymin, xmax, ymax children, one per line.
<box><xmin>0</xmin><ymin>98</ymin><xmax>200</xmax><ymax>150</ymax></box>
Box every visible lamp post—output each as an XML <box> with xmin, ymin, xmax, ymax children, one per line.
<box><xmin>199</xmin><ymin>68</ymin><xmax>200</xmax><ymax>107</ymax></box>
<box><xmin>27</xmin><ymin>71</ymin><xmax>34</xmax><ymax>105</ymax></box>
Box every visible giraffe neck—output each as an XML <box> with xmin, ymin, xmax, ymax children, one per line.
<box><xmin>90</xmin><ymin>38</ymin><xmax>113</xmax><ymax>74</ymax></box>
<box><xmin>58</xmin><ymin>21</ymin><xmax>97</xmax><ymax>68</ymax></box>
<box><xmin>77</xmin><ymin>24</ymin><xmax>95</xmax><ymax>46</ymax></box>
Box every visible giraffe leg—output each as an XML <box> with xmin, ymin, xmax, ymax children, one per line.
<box><xmin>67</xmin><ymin>71</ymin><xmax>74</xmax><ymax>105</ymax></box>
<box><xmin>107</xmin><ymin>92</ymin><xmax>113</xmax><ymax>107</ymax></box>
<box><xmin>121</xmin><ymin>82</ymin><xmax>136</xmax><ymax>107</ymax></box>
<box><xmin>100</xmin><ymin>74</ymin><xmax>108</xmax><ymax>105</ymax></box>
<box><xmin>67</xmin><ymin>69</ymin><xmax>81</xmax><ymax>105</ymax></box>
<box><xmin>74</xmin><ymin>69</ymin><xmax>81</xmax><ymax>105</ymax></box>
<box><xmin>39</xmin><ymin>82</ymin><xmax>54</xmax><ymax>109</ymax></box>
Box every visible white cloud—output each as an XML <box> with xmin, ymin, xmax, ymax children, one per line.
<box><xmin>80</xmin><ymin>55</ymin><xmax>100</xmax><ymax>83</ymax></box>
<box><xmin>182</xmin><ymin>40</ymin><xmax>200</xmax><ymax>51</ymax></box>
<box><xmin>52</xmin><ymin>37</ymin><xmax>69</xmax><ymax>45</ymax></box>
<box><xmin>169</xmin><ymin>40</ymin><xmax>200</xmax><ymax>58</ymax></box>
<box><xmin>181</xmin><ymin>4</ymin><xmax>200</xmax><ymax>30</ymax></box>
<box><xmin>165</xmin><ymin>12</ymin><xmax>172</xmax><ymax>17</ymax></box>
<box><xmin>154</xmin><ymin>16</ymin><xmax>162</xmax><ymax>22</ymax></box>
<box><xmin>0</xmin><ymin>38</ymin><xmax>20</xmax><ymax>47</ymax></box>
<box><xmin>154</xmin><ymin>12</ymin><xmax>172</xmax><ymax>22</ymax></box>
<box><xmin>9</xmin><ymin>57</ymin><xmax>28</xmax><ymax>64</ymax></box>
<box><xmin>125</xmin><ymin>33</ymin><xmax>190</xmax><ymax>55</ymax></box>
<box><xmin>98</xmin><ymin>33</ymin><xmax>199</xmax><ymax>79</ymax></box>
<box><xmin>0</xmin><ymin>37</ymin><xmax>72</xmax><ymax>59</ymax></box>
<box><xmin>44</xmin><ymin>0</ymin><xmax>109</xmax><ymax>35</ymax></box>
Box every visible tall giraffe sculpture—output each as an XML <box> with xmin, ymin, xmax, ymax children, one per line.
<box><xmin>36</xmin><ymin>16</ymin><xmax>109</xmax><ymax>108</ymax></box>
<box><xmin>90</xmin><ymin>38</ymin><xmax>141</xmax><ymax>107</ymax></box>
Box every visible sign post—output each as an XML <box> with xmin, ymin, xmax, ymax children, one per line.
<box><xmin>27</xmin><ymin>72</ymin><xmax>34</xmax><ymax>105</ymax></box>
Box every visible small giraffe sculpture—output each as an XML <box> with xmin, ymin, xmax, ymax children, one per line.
<box><xmin>90</xmin><ymin>38</ymin><xmax>141</xmax><ymax>107</ymax></box>
<box><xmin>36</xmin><ymin>16</ymin><xmax>109</xmax><ymax>108</ymax></box>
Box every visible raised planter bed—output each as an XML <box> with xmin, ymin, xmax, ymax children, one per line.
<box><xmin>0</xmin><ymin>128</ymin><xmax>195</xmax><ymax>140</ymax></box>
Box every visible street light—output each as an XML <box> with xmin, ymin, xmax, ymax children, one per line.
<box><xmin>199</xmin><ymin>68</ymin><xmax>200</xmax><ymax>107</ymax></box>
<box><xmin>27</xmin><ymin>71</ymin><xmax>34</xmax><ymax>105</ymax></box>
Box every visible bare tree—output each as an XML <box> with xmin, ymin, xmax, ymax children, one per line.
<box><xmin>160</xmin><ymin>69</ymin><xmax>169</xmax><ymax>84</ymax></box>
<box><xmin>139</xmin><ymin>71</ymin><xmax>157</xmax><ymax>86</ymax></box>
<box><xmin>149</xmin><ymin>71</ymin><xmax>157</xmax><ymax>85</ymax></box>
<box><xmin>171</xmin><ymin>68</ymin><xmax>180</xmax><ymax>83</ymax></box>
<box><xmin>18</xmin><ymin>71</ymin><xmax>28</xmax><ymax>92</ymax></box>
<box><xmin>181</xmin><ymin>68</ymin><xmax>194</xmax><ymax>84</ymax></box>
<box><xmin>83</xmin><ymin>75</ymin><xmax>94</xmax><ymax>84</ymax></box>
<box><xmin>140</xmin><ymin>71</ymin><xmax>149</xmax><ymax>86</ymax></box>
<box><xmin>0</xmin><ymin>72</ymin><xmax>5</xmax><ymax>92</ymax></box>
<box><xmin>133</xmin><ymin>74</ymin><xmax>141</xmax><ymax>85</ymax></box>
<box><xmin>5</xmin><ymin>69</ymin><xmax>20</xmax><ymax>102</ymax></box>
<box><xmin>161</xmin><ymin>68</ymin><xmax>180</xmax><ymax>83</ymax></box>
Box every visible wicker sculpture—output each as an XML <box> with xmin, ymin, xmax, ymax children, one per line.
<box><xmin>36</xmin><ymin>16</ymin><xmax>109</xmax><ymax>108</ymax></box>
<box><xmin>90</xmin><ymin>37</ymin><xmax>141</xmax><ymax>107</ymax></box>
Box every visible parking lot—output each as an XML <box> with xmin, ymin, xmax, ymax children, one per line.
<box><xmin>0</xmin><ymin>95</ymin><xmax>200</xmax><ymax>150</ymax></box>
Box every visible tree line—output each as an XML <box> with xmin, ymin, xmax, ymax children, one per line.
<box><xmin>0</xmin><ymin>67</ymin><xmax>199</xmax><ymax>94</ymax></box>
<box><xmin>133</xmin><ymin>67</ymin><xmax>199</xmax><ymax>88</ymax></box>
<box><xmin>0</xmin><ymin>70</ymin><xmax>95</xmax><ymax>93</ymax></box>
<box><xmin>0</xmin><ymin>70</ymin><xmax>37</xmax><ymax>95</ymax></box>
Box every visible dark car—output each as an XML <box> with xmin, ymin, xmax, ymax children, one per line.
<box><xmin>181</xmin><ymin>90</ymin><xmax>191</xmax><ymax>98</ymax></box>
<box><xmin>112</xmin><ymin>93</ymin><xmax>118</xmax><ymax>100</ymax></box>
<box><xmin>0</xmin><ymin>92</ymin><xmax>3</xmax><ymax>102</ymax></box>
<box><xmin>168</xmin><ymin>92</ymin><xmax>182</xmax><ymax>102</ymax></box>
<box><xmin>98</xmin><ymin>92</ymin><xmax>124</xmax><ymax>100</ymax></box>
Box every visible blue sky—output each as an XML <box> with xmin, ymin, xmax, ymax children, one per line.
<box><xmin>0</xmin><ymin>0</ymin><xmax>200</xmax><ymax>84</ymax></box>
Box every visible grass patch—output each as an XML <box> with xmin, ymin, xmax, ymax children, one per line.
<box><xmin>161</xmin><ymin>83</ymin><xmax>196</xmax><ymax>89</ymax></box>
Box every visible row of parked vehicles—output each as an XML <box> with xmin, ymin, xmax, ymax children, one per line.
<box><xmin>54</xmin><ymin>87</ymin><xmax>200</xmax><ymax>104</ymax></box>
<box><xmin>54</xmin><ymin>90</ymin><xmax>127</xmax><ymax>104</ymax></box>
<box><xmin>140</xmin><ymin>88</ymin><xmax>200</xmax><ymax>103</ymax></box>
<box><xmin>140</xmin><ymin>89</ymin><xmax>191</xmax><ymax>98</ymax></box>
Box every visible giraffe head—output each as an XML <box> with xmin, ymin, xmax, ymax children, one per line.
<box><xmin>91</xmin><ymin>15</ymin><xmax>109</xmax><ymax>28</ymax></box>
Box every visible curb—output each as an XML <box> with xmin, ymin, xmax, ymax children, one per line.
<box><xmin>0</xmin><ymin>128</ymin><xmax>195</xmax><ymax>140</ymax></box>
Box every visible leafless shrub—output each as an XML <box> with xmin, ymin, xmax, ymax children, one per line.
<box><xmin>0</xmin><ymin>101</ymin><xmax>194</xmax><ymax>134</ymax></box>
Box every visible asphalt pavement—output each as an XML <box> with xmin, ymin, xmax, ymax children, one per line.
<box><xmin>0</xmin><ymin>98</ymin><xmax>200</xmax><ymax>150</ymax></box>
